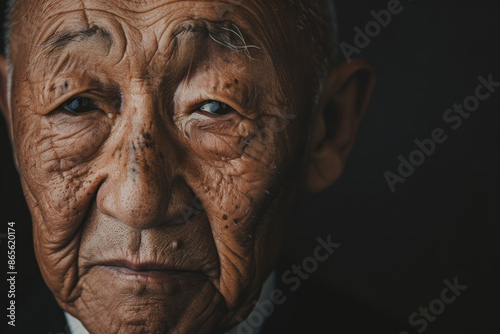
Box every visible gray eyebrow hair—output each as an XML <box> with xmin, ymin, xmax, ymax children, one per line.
<box><xmin>41</xmin><ymin>26</ymin><xmax>112</xmax><ymax>55</ymax></box>
<box><xmin>208</xmin><ymin>24</ymin><xmax>260</xmax><ymax>59</ymax></box>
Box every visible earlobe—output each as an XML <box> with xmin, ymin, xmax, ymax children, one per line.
<box><xmin>304</xmin><ymin>58</ymin><xmax>376</xmax><ymax>193</ymax></box>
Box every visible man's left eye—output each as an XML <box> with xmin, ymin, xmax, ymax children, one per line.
<box><xmin>62</xmin><ymin>97</ymin><xmax>98</xmax><ymax>114</ymax></box>
<box><xmin>199</xmin><ymin>101</ymin><xmax>235</xmax><ymax>116</ymax></box>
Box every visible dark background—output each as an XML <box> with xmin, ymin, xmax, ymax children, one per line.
<box><xmin>1</xmin><ymin>0</ymin><xmax>499</xmax><ymax>333</ymax></box>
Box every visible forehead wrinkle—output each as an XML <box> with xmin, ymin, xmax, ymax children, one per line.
<box><xmin>15</xmin><ymin>1</ymin><xmax>282</xmax><ymax>97</ymax></box>
<box><xmin>144</xmin><ymin>17</ymin><xmax>259</xmax><ymax>78</ymax></box>
<box><xmin>16</xmin><ymin>0</ymin><xmax>275</xmax><ymax>63</ymax></box>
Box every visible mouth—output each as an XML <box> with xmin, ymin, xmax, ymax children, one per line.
<box><xmin>94</xmin><ymin>259</ymin><xmax>198</xmax><ymax>282</ymax></box>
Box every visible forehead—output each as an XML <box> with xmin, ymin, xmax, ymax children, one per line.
<box><xmin>9</xmin><ymin>0</ymin><xmax>304</xmax><ymax>100</ymax></box>
<box><xmin>11</xmin><ymin>0</ymin><xmax>288</xmax><ymax>60</ymax></box>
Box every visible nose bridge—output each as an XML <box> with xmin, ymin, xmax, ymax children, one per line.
<box><xmin>99</xmin><ymin>93</ymin><xmax>175</xmax><ymax>229</ymax></box>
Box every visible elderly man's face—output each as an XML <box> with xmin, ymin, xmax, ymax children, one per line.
<box><xmin>0</xmin><ymin>0</ymin><xmax>374</xmax><ymax>333</ymax></box>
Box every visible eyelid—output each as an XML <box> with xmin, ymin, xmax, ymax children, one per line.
<box><xmin>38</xmin><ymin>76</ymin><xmax>121</xmax><ymax>115</ymax></box>
<box><xmin>52</xmin><ymin>90</ymin><xmax>120</xmax><ymax>116</ymax></box>
<box><xmin>38</xmin><ymin>87</ymin><xmax>96</xmax><ymax>115</ymax></box>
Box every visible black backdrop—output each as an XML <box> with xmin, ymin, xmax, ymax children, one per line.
<box><xmin>1</xmin><ymin>1</ymin><xmax>499</xmax><ymax>333</ymax></box>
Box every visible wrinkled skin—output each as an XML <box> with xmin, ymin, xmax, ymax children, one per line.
<box><xmin>4</xmin><ymin>0</ymin><xmax>318</xmax><ymax>333</ymax></box>
<box><xmin>1</xmin><ymin>0</ymin><xmax>376</xmax><ymax>333</ymax></box>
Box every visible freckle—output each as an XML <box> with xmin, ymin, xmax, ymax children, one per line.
<box><xmin>234</xmin><ymin>79</ymin><xmax>239</xmax><ymax>84</ymax></box>
<box><xmin>232</xmin><ymin>219</ymin><xmax>239</xmax><ymax>225</ymax></box>
<box><xmin>72</xmin><ymin>207</ymin><xmax>76</xmax><ymax>211</ymax></box>
<box><xmin>223</xmin><ymin>58</ymin><xmax>230</xmax><ymax>63</ymax></box>
<box><xmin>222</xmin><ymin>214</ymin><xmax>228</xmax><ymax>220</ymax></box>
<box><xmin>60</xmin><ymin>82</ymin><xmax>69</xmax><ymax>95</ymax></box>
<box><xmin>225</xmin><ymin>225</ymin><xmax>229</xmax><ymax>229</ymax></box>
<box><xmin>224</xmin><ymin>82</ymin><xmax>232</xmax><ymax>89</ymax></box>
<box><xmin>235</xmin><ymin>204</ymin><xmax>240</xmax><ymax>209</ymax></box>
<box><xmin>87</xmin><ymin>192</ymin><xmax>91</xmax><ymax>196</ymax></box>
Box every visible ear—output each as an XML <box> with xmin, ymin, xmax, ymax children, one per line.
<box><xmin>0</xmin><ymin>55</ymin><xmax>10</xmax><ymax>125</ymax></box>
<box><xmin>304</xmin><ymin>58</ymin><xmax>375</xmax><ymax>193</ymax></box>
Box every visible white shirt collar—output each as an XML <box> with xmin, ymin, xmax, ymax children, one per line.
<box><xmin>64</xmin><ymin>312</ymin><xmax>89</xmax><ymax>334</ymax></box>
<box><xmin>65</xmin><ymin>271</ymin><xmax>276</xmax><ymax>334</ymax></box>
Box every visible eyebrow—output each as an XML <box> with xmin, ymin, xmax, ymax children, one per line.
<box><xmin>41</xmin><ymin>26</ymin><xmax>113</xmax><ymax>55</ymax></box>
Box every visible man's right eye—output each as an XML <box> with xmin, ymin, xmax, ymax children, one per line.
<box><xmin>62</xmin><ymin>97</ymin><xmax>98</xmax><ymax>114</ymax></box>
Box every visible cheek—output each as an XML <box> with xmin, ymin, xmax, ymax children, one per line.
<box><xmin>187</xmin><ymin>128</ymin><xmax>286</xmax><ymax>233</ymax></box>
<box><xmin>15</xmin><ymin>111</ymin><xmax>113</xmax><ymax>176</ymax></box>
<box><xmin>13</xmin><ymin>110</ymin><xmax>111</xmax><ymax>234</ymax></box>
<box><xmin>182</xmin><ymin>113</ymin><xmax>290</xmax><ymax>215</ymax></box>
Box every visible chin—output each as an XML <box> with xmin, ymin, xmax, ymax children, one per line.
<box><xmin>68</xmin><ymin>267</ymin><xmax>228</xmax><ymax>333</ymax></box>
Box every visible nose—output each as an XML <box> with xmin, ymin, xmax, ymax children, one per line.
<box><xmin>96</xmin><ymin>107</ymin><xmax>178</xmax><ymax>229</ymax></box>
